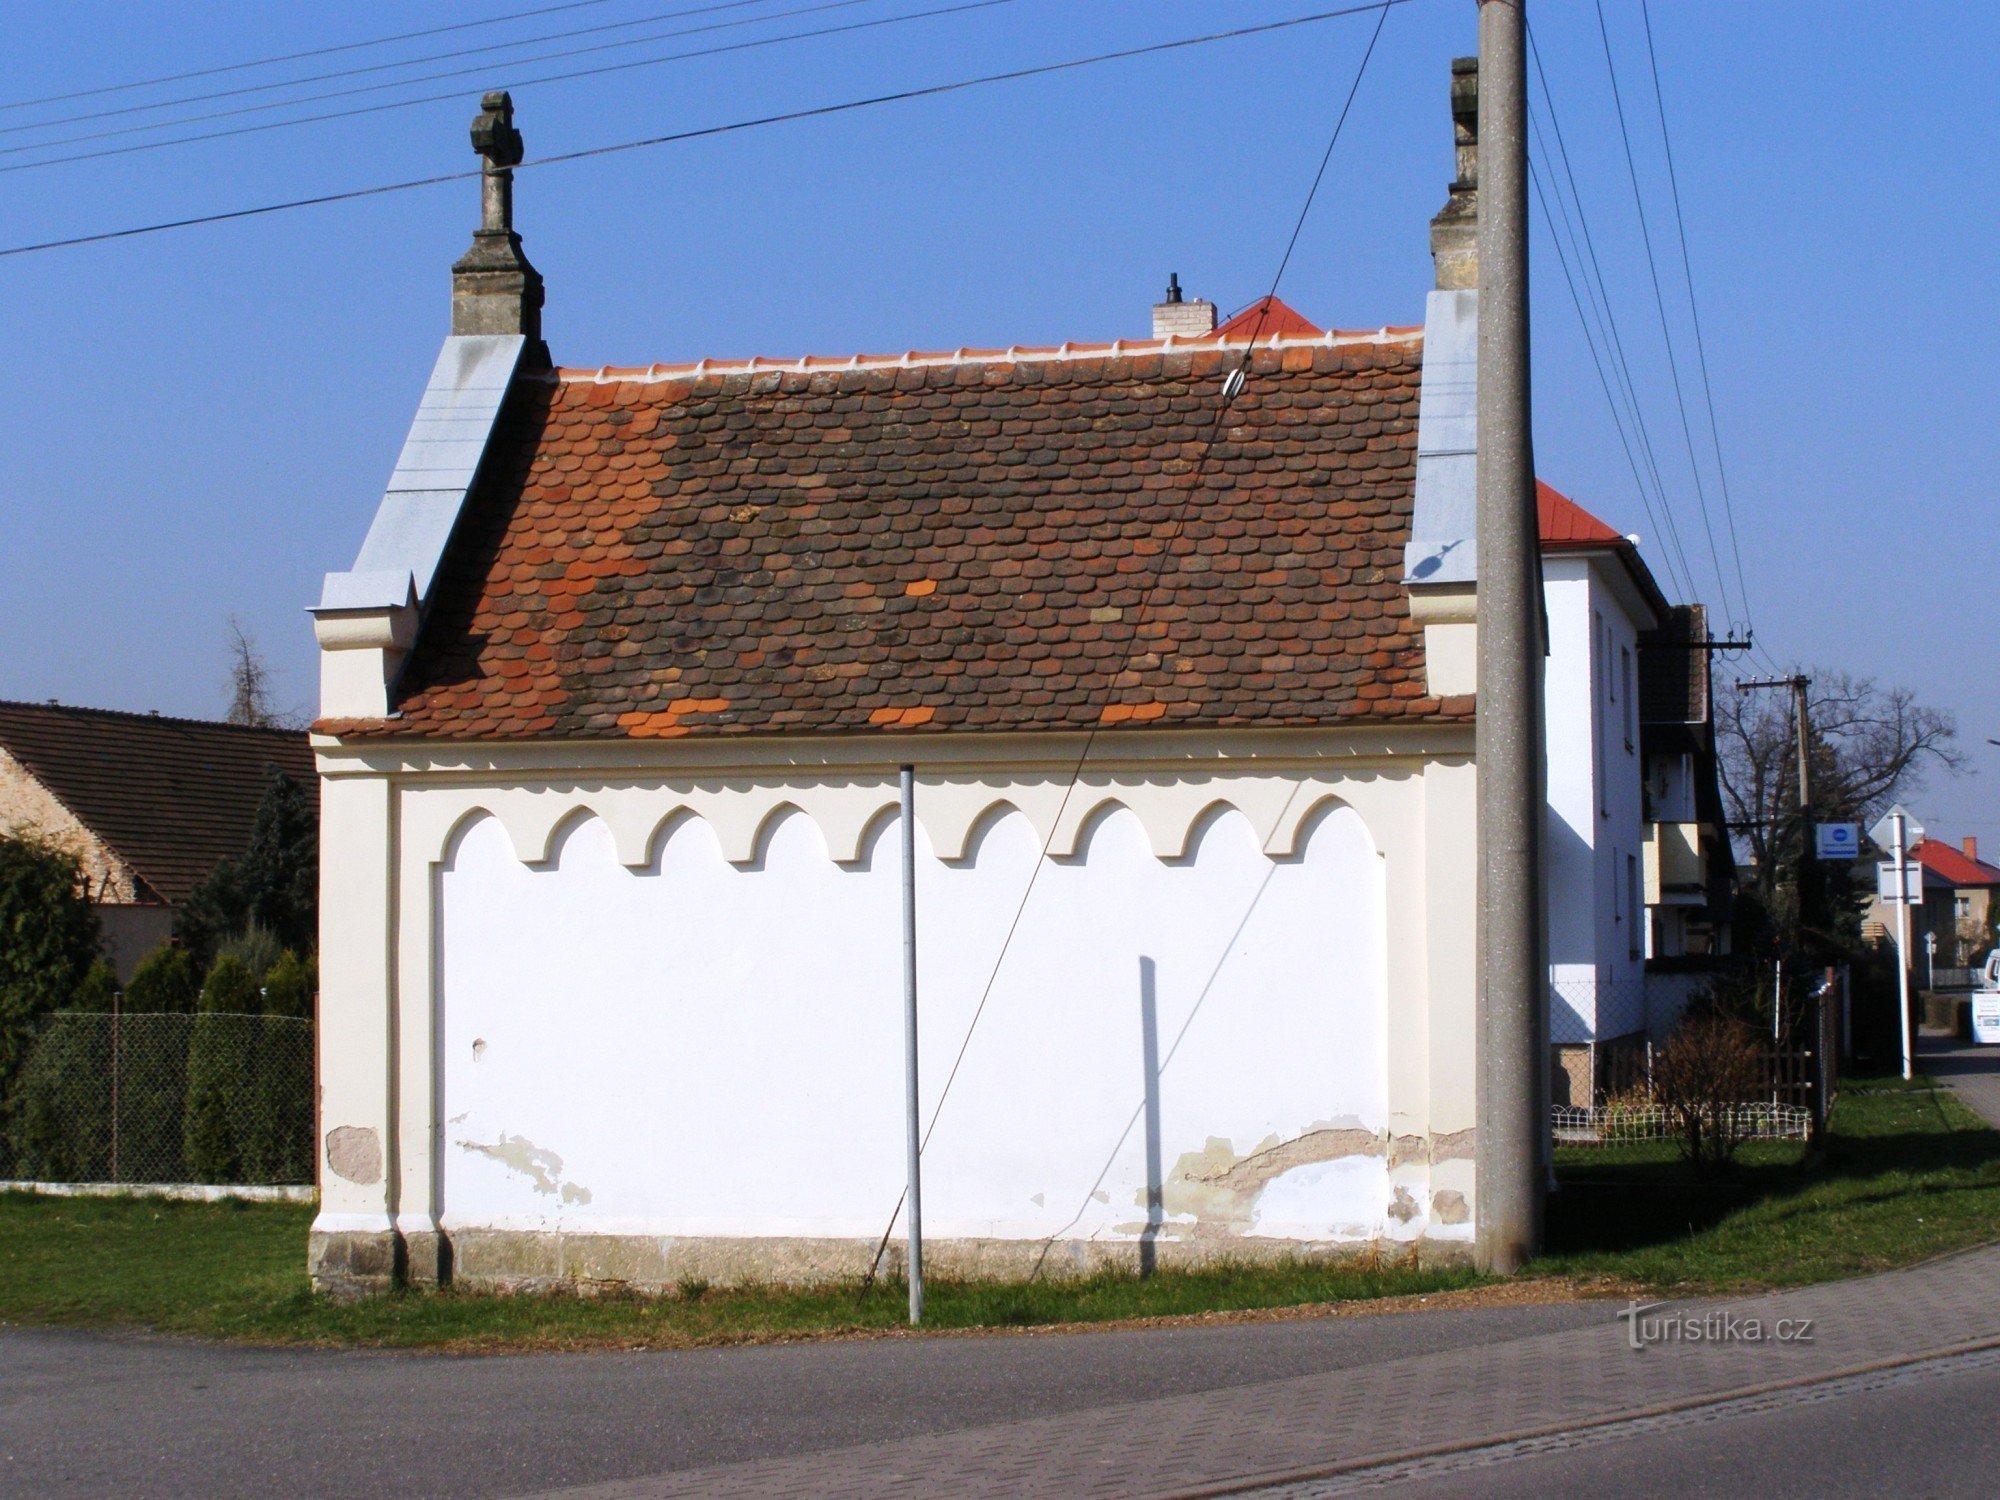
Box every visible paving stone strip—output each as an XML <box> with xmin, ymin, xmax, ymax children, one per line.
<box><xmin>528</xmin><ymin>1245</ymin><xmax>2000</xmax><ymax>1499</ymax></box>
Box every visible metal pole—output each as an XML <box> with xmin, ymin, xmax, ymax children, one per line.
<box><xmin>1792</xmin><ymin>677</ymin><xmax>1812</xmax><ymax>948</ymax></box>
<box><xmin>1473</xmin><ymin>0</ymin><xmax>1545</xmax><ymax>1275</ymax></box>
<box><xmin>110</xmin><ymin>988</ymin><xmax>121</xmax><ymax>1184</ymax></box>
<box><xmin>899</xmin><ymin>765</ymin><xmax>924</xmax><ymax>1324</ymax></box>
<box><xmin>1894</xmin><ymin>810</ymin><xmax>1914</xmax><ymax>1082</ymax></box>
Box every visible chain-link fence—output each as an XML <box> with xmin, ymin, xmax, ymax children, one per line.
<box><xmin>1</xmin><ymin>1013</ymin><xmax>314</xmax><ymax>1186</ymax></box>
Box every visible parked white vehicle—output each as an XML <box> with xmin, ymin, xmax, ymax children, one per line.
<box><xmin>1972</xmin><ymin>951</ymin><xmax>2000</xmax><ymax>1045</ymax></box>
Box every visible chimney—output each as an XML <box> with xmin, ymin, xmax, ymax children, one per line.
<box><xmin>451</xmin><ymin>91</ymin><xmax>547</xmax><ymax>361</ymax></box>
<box><xmin>1428</xmin><ymin>56</ymin><xmax>1479</xmax><ymax>291</ymax></box>
<box><xmin>1151</xmin><ymin>273</ymin><xmax>1217</xmax><ymax>340</ymax></box>
<box><xmin>1966</xmin><ymin>836</ymin><xmax>1979</xmax><ymax>861</ymax></box>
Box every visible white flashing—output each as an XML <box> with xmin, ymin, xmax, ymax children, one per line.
<box><xmin>1404</xmin><ymin>289</ymin><xmax>1479</xmax><ymax>587</ymax></box>
<box><xmin>324</xmin><ymin>333</ymin><xmax>526</xmax><ymax>615</ymax></box>
<box><xmin>536</xmin><ymin>325</ymin><xmax>1421</xmax><ymax>388</ymax></box>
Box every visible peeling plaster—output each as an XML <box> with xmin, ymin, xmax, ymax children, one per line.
<box><xmin>1429</xmin><ymin>1128</ymin><xmax>1476</xmax><ymax>1163</ymax></box>
<box><xmin>325</xmin><ymin>1126</ymin><xmax>382</xmax><ymax>1185</ymax></box>
<box><xmin>459</xmin><ymin>1133</ymin><xmax>593</xmax><ymax>1204</ymax></box>
<box><xmin>1161</xmin><ymin>1128</ymin><xmax>1385</xmax><ymax>1231</ymax></box>
<box><xmin>1387</xmin><ymin>1185</ymin><xmax>1420</xmax><ymax>1223</ymax></box>
<box><xmin>1432</xmin><ymin>1189</ymin><xmax>1470</xmax><ymax>1224</ymax></box>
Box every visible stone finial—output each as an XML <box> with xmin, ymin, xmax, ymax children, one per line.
<box><xmin>451</xmin><ymin>90</ymin><xmax>547</xmax><ymax>358</ymax></box>
<box><xmin>1429</xmin><ymin>56</ymin><xmax>1479</xmax><ymax>291</ymax></box>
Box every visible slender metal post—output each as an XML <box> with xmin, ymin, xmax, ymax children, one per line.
<box><xmin>1473</xmin><ymin>0</ymin><xmax>1546</xmax><ymax>1274</ymax></box>
<box><xmin>1893</xmin><ymin>810</ymin><xmax>1914</xmax><ymax>1082</ymax></box>
<box><xmin>110</xmin><ymin>988</ymin><xmax>121</xmax><ymax>1183</ymax></box>
<box><xmin>899</xmin><ymin>765</ymin><xmax>924</xmax><ymax>1324</ymax></box>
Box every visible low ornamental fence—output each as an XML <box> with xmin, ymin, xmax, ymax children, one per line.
<box><xmin>1551</xmin><ymin>969</ymin><xmax>1840</xmax><ymax>1147</ymax></box>
<box><xmin>1552</xmin><ymin>1100</ymin><xmax>1814</xmax><ymax>1146</ymax></box>
<box><xmin>1</xmin><ymin>1012</ymin><xmax>314</xmax><ymax>1186</ymax></box>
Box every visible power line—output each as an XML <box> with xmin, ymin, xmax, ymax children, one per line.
<box><xmin>0</xmin><ymin>2</ymin><xmax>1409</xmax><ymax>260</ymax></box>
<box><xmin>1525</xmin><ymin>28</ymin><xmax>1703</xmax><ymax>607</ymax></box>
<box><xmin>0</xmin><ymin>0</ymin><xmax>618</xmax><ymax>113</ymax></box>
<box><xmin>1591</xmin><ymin>0</ymin><xmax>1736</xmax><ymax>633</ymax></box>
<box><xmin>0</xmin><ymin>0</ymin><xmax>792</xmax><ymax>140</ymax></box>
<box><xmin>1638</xmin><ymin>0</ymin><xmax>1755</xmax><ymax>639</ymax></box>
<box><xmin>0</xmin><ymin>0</ymin><xmax>957</xmax><ymax>174</ymax></box>
<box><xmin>1526</xmin><ymin>33</ymin><xmax>1691</xmax><ymax>596</ymax></box>
<box><xmin>1529</xmin><ymin>156</ymin><xmax>1694</xmax><ymax>605</ymax></box>
<box><xmin>857</xmin><ymin>0</ymin><xmax>1398</xmax><ymax>1293</ymax></box>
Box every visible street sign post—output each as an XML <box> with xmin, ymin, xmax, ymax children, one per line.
<box><xmin>1876</xmin><ymin>861</ymin><xmax>1923</xmax><ymax>904</ymax></box>
<box><xmin>1869</xmin><ymin>805</ymin><xmax>1925</xmax><ymax>1081</ymax></box>
<box><xmin>1816</xmin><ymin>822</ymin><xmax>1860</xmax><ymax>860</ymax></box>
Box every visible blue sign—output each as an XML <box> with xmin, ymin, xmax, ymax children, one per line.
<box><xmin>1816</xmin><ymin>822</ymin><xmax>1861</xmax><ymax>860</ymax></box>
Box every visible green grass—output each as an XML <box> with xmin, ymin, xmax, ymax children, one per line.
<box><xmin>1537</xmin><ymin>1076</ymin><xmax>2000</xmax><ymax>1291</ymax></box>
<box><xmin>5</xmin><ymin>1077</ymin><xmax>1995</xmax><ymax>1349</ymax></box>
<box><xmin>0</xmin><ymin>1194</ymin><xmax>1481</xmax><ymax>1350</ymax></box>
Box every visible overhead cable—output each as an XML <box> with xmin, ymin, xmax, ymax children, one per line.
<box><xmin>0</xmin><ymin>0</ymin><xmax>795</xmax><ymax>140</ymax></box>
<box><xmin>0</xmin><ymin>0</ymin><xmax>618</xmax><ymax>114</ymax></box>
<box><xmin>1638</xmin><ymin>0</ymin><xmax>1756</xmax><ymax>639</ymax></box>
<box><xmin>0</xmin><ymin>2</ymin><xmax>1412</xmax><ymax>259</ymax></box>
<box><xmin>0</xmin><ymin>0</ymin><xmax>978</xmax><ymax>173</ymax></box>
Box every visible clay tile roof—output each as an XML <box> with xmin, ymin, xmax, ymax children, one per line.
<box><xmin>333</xmin><ymin>330</ymin><xmax>1467</xmax><ymax>741</ymax></box>
<box><xmin>1208</xmin><ymin>296</ymin><xmax>1324</xmax><ymax>343</ymax></box>
<box><xmin>1537</xmin><ymin>480</ymin><xmax>1624</xmax><ymax>547</ymax></box>
<box><xmin>1910</xmin><ymin>839</ymin><xmax>2000</xmax><ymax>889</ymax></box>
<box><xmin>0</xmin><ymin>700</ymin><xmax>316</xmax><ymax>904</ymax></box>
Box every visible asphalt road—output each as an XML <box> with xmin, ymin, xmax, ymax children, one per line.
<box><xmin>1326</xmin><ymin>1346</ymin><xmax>2000</xmax><ymax>1498</ymax></box>
<box><xmin>0</xmin><ymin>1300</ymin><xmax>1604</xmax><ymax>1499</ymax></box>
<box><xmin>1923</xmin><ymin>1031</ymin><xmax>2000</xmax><ymax>1127</ymax></box>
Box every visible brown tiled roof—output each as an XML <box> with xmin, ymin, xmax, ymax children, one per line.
<box><xmin>0</xmin><ymin>700</ymin><xmax>317</xmax><ymax>904</ymax></box>
<box><xmin>328</xmin><ymin>335</ymin><xmax>1471</xmax><ymax>741</ymax></box>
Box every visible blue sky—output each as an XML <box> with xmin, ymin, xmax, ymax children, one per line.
<box><xmin>1</xmin><ymin>1</ymin><xmax>1993</xmax><ymax>837</ymax></box>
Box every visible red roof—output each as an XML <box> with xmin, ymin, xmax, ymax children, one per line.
<box><xmin>1208</xmin><ymin>295</ymin><xmax>1324</xmax><ymax>343</ymax></box>
<box><xmin>1911</xmin><ymin>839</ymin><xmax>2000</xmax><ymax>888</ymax></box>
<box><xmin>1537</xmin><ymin>480</ymin><xmax>1625</xmax><ymax>547</ymax></box>
<box><xmin>321</xmin><ymin>334</ymin><xmax>1471</xmax><ymax>742</ymax></box>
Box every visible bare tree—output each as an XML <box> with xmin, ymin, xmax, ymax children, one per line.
<box><xmin>1717</xmin><ymin>666</ymin><xmax>1962</xmax><ymax>916</ymax></box>
<box><xmin>225</xmin><ymin>617</ymin><xmax>280</xmax><ymax>728</ymax></box>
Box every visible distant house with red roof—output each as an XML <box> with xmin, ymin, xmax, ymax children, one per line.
<box><xmin>1865</xmin><ymin>835</ymin><xmax>2000</xmax><ymax>967</ymax></box>
<box><xmin>299</xmin><ymin>77</ymin><xmax>1701</xmax><ymax>1297</ymax></box>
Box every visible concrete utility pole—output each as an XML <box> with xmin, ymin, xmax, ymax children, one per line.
<box><xmin>1473</xmin><ymin>0</ymin><xmax>1547</xmax><ymax>1276</ymax></box>
<box><xmin>1738</xmin><ymin>674</ymin><xmax>1814</xmax><ymax>948</ymax></box>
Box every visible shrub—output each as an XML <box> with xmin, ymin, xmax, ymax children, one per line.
<box><xmin>216</xmin><ymin>925</ymin><xmax>284</xmax><ymax>985</ymax></box>
<box><xmin>240</xmin><ymin>951</ymin><xmax>315</xmax><ymax>1184</ymax></box>
<box><xmin>260</xmin><ymin>950</ymin><xmax>316</xmax><ymax>1020</ymax></box>
<box><xmin>183</xmin><ymin>957</ymin><xmax>258</xmax><ymax>1182</ymax></box>
<box><xmin>124</xmin><ymin>946</ymin><xmax>197</xmax><ymax>1014</ymax></box>
<box><xmin>3</xmin><ymin>1014</ymin><xmax>109</xmax><ymax>1180</ymax></box>
<box><xmin>71</xmin><ymin>959</ymin><xmax>118</xmax><ymax>1014</ymax></box>
<box><xmin>1654</xmin><ymin>1014</ymin><xmax>1765</xmax><ymax>1173</ymax></box>
<box><xmin>0</xmin><ymin>833</ymin><xmax>100</xmax><ymax>1109</ymax></box>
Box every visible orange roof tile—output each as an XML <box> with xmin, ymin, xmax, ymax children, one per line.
<box><xmin>324</xmin><ymin>334</ymin><xmax>1468</xmax><ymax>742</ymax></box>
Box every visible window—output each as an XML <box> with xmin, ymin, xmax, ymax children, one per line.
<box><xmin>1621</xmin><ymin>646</ymin><xmax>1635</xmax><ymax>750</ymax></box>
<box><xmin>1595</xmin><ymin>611</ymin><xmax>1609</xmax><ymax>819</ymax></box>
<box><xmin>1628</xmin><ymin>854</ymin><xmax>1642</xmax><ymax>959</ymax></box>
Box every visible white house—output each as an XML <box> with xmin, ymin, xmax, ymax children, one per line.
<box><xmin>1534</xmin><ymin>484</ymin><xmax>1666</xmax><ymax>1104</ymax></box>
<box><xmin>305</xmin><ymin>77</ymin><xmax>1687</xmax><ymax>1297</ymax></box>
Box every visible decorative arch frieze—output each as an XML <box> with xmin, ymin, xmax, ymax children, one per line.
<box><xmin>405</xmin><ymin>772</ymin><xmax>1401</xmax><ymax>873</ymax></box>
